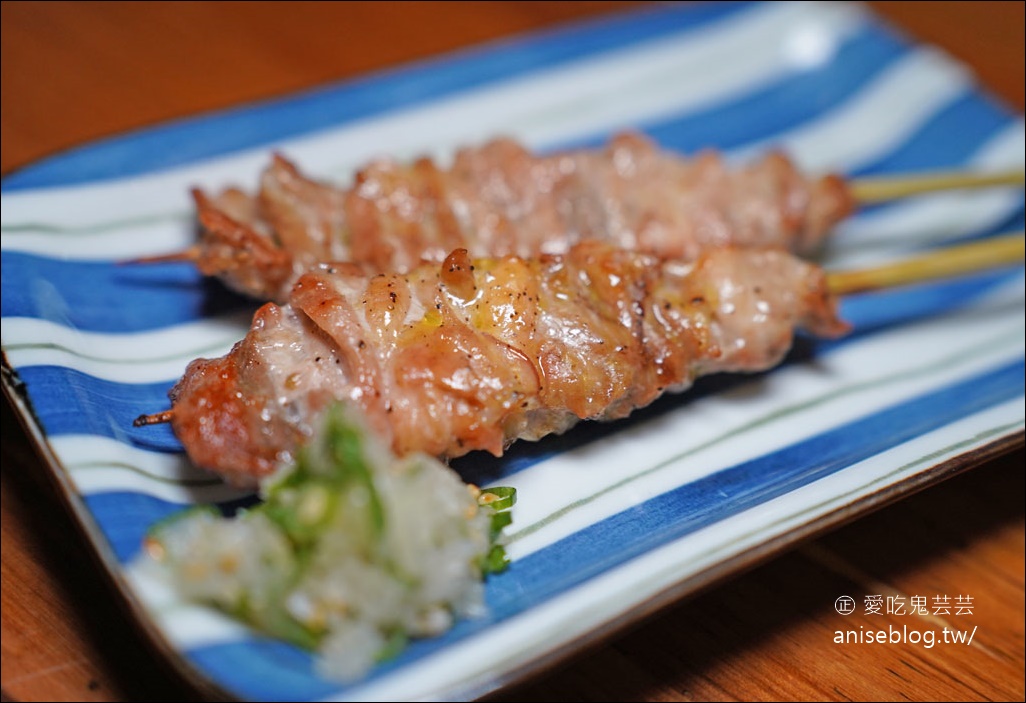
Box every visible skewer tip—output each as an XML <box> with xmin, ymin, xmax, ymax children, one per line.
<box><xmin>134</xmin><ymin>409</ymin><xmax>175</xmax><ymax>427</ymax></box>
<box><xmin>122</xmin><ymin>247</ymin><xmax>201</xmax><ymax>266</ymax></box>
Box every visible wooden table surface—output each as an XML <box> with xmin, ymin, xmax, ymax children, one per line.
<box><xmin>2</xmin><ymin>2</ymin><xmax>1023</xmax><ymax>701</ymax></box>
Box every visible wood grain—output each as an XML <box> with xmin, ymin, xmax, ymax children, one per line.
<box><xmin>2</xmin><ymin>2</ymin><xmax>1023</xmax><ymax>701</ymax></box>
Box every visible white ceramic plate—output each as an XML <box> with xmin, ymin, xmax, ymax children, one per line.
<box><xmin>2</xmin><ymin>2</ymin><xmax>1023</xmax><ymax>700</ymax></box>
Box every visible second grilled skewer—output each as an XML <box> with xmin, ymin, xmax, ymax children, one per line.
<box><xmin>136</xmin><ymin>233</ymin><xmax>1024</xmax><ymax>485</ymax></box>
<box><xmin>142</xmin><ymin>132</ymin><xmax>853</xmax><ymax>302</ymax></box>
<box><xmin>145</xmin><ymin>243</ymin><xmax>848</xmax><ymax>484</ymax></box>
<box><xmin>139</xmin><ymin>132</ymin><xmax>1023</xmax><ymax>303</ymax></box>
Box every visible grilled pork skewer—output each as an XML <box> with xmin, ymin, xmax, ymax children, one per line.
<box><xmin>148</xmin><ymin>132</ymin><xmax>856</xmax><ymax>302</ymax></box>
<box><xmin>150</xmin><ymin>242</ymin><xmax>848</xmax><ymax>485</ymax></box>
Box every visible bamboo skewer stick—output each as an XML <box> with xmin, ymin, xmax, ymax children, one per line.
<box><xmin>849</xmin><ymin>169</ymin><xmax>1025</xmax><ymax>205</ymax></box>
<box><xmin>827</xmin><ymin>232</ymin><xmax>1025</xmax><ymax>296</ymax></box>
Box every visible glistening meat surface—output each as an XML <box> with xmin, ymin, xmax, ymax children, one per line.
<box><xmin>168</xmin><ymin>243</ymin><xmax>849</xmax><ymax>485</ymax></box>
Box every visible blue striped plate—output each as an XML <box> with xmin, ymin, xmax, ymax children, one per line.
<box><xmin>2</xmin><ymin>2</ymin><xmax>1023</xmax><ymax>700</ymax></box>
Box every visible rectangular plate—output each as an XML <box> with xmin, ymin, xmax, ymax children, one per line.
<box><xmin>2</xmin><ymin>2</ymin><xmax>1023</xmax><ymax>700</ymax></box>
